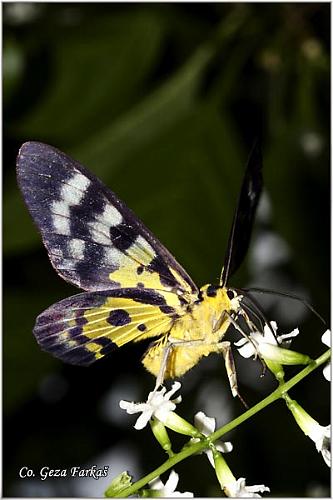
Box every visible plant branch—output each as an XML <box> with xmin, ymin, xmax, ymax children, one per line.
<box><xmin>109</xmin><ymin>348</ymin><xmax>330</xmax><ymax>497</ymax></box>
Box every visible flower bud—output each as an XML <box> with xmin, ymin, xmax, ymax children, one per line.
<box><xmin>164</xmin><ymin>411</ymin><xmax>202</xmax><ymax>438</ymax></box>
<box><xmin>150</xmin><ymin>418</ymin><xmax>173</xmax><ymax>455</ymax></box>
<box><xmin>105</xmin><ymin>471</ymin><xmax>132</xmax><ymax>497</ymax></box>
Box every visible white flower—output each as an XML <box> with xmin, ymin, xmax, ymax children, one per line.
<box><xmin>149</xmin><ymin>470</ymin><xmax>194</xmax><ymax>497</ymax></box>
<box><xmin>224</xmin><ymin>477</ymin><xmax>270</xmax><ymax>498</ymax></box>
<box><xmin>213</xmin><ymin>452</ymin><xmax>270</xmax><ymax>498</ymax></box>
<box><xmin>321</xmin><ymin>330</ymin><xmax>331</xmax><ymax>381</ymax></box>
<box><xmin>235</xmin><ymin>321</ymin><xmax>299</xmax><ymax>358</ymax></box>
<box><xmin>192</xmin><ymin>411</ymin><xmax>232</xmax><ymax>466</ymax></box>
<box><xmin>308</xmin><ymin>423</ymin><xmax>331</xmax><ymax>467</ymax></box>
<box><xmin>286</xmin><ymin>398</ymin><xmax>331</xmax><ymax>467</ymax></box>
<box><xmin>119</xmin><ymin>382</ymin><xmax>181</xmax><ymax>430</ymax></box>
<box><xmin>234</xmin><ymin>321</ymin><xmax>310</xmax><ymax>368</ymax></box>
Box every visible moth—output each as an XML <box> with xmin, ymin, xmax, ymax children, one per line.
<box><xmin>17</xmin><ymin>141</ymin><xmax>264</xmax><ymax>396</ymax></box>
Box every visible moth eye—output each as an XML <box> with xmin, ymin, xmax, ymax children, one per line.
<box><xmin>206</xmin><ymin>285</ymin><xmax>218</xmax><ymax>297</ymax></box>
<box><xmin>227</xmin><ymin>290</ymin><xmax>236</xmax><ymax>300</ymax></box>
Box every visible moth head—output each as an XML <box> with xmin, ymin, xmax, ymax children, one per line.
<box><xmin>199</xmin><ymin>284</ymin><xmax>242</xmax><ymax>313</ymax></box>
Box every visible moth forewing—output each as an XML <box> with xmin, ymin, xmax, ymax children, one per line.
<box><xmin>220</xmin><ymin>140</ymin><xmax>263</xmax><ymax>287</ymax></box>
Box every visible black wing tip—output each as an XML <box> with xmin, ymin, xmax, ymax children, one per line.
<box><xmin>18</xmin><ymin>140</ymin><xmax>49</xmax><ymax>156</ymax></box>
<box><xmin>17</xmin><ymin>141</ymin><xmax>67</xmax><ymax>162</ymax></box>
<box><xmin>17</xmin><ymin>141</ymin><xmax>54</xmax><ymax>172</ymax></box>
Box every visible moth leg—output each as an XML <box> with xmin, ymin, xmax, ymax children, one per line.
<box><xmin>154</xmin><ymin>342</ymin><xmax>174</xmax><ymax>391</ymax></box>
<box><xmin>153</xmin><ymin>337</ymin><xmax>207</xmax><ymax>391</ymax></box>
<box><xmin>216</xmin><ymin>341</ymin><xmax>243</xmax><ymax>400</ymax></box>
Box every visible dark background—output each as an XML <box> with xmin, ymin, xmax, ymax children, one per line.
<box><xmin>3</xmin><ymin>2</ymin><xmax>330</xmax><ymax>497</ymax></box>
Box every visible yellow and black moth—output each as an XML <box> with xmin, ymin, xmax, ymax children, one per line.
<box><xmin>17</xmin><ymin>141</ymin><xmax>264</xmax><ymax>395</ymax></box>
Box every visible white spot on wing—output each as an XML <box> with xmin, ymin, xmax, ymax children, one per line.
<box><xmin>103</xmin><ymin>247</ymin><xmax>124</xmax><ymax>266</ymax></box>
<box><xmin>52</xmin><ymin>214</ymin><xmax>71</xmax><ymax>235</ymax></box>
<box><xmin>60</xmin><ymin>184</ymin><xmax>81</xmax><ymax>205</ymax></box>
<box><xmin>61</xmin><ymin>173</ymin><xmax>90</xmax><ymax>205</ymax></box>
<box><xmin>88</xmin><ymin>221</ymin><xmax>111</xmax><ymax>245</ymax></box>
<box><xmin>87</xmin><ymin>204</ymin><xmax>122</xmax><ymax>245</ymax></box>
<box><xmin>52</xmin><ymin>200</ymin><xmax>70</xmax><ymax>217</ymax></box>
<box><xmin>51</xmin><ymin>200</ymin><xmax>71</xmax><ymax>234</ymax></box>
<box><xmin>99</xmin><ymin>204</ymin><xmax>123</xmax><ymax>227</ymax></box>
<box><xmin>51</xmin><ymin>173</ymin><xmax>90</xmax><ymax>234</ymax></box>
<box><xmin>68</xmin><ymin>238</ymin><xmax>85</xmax><ymax>260</ymax></box>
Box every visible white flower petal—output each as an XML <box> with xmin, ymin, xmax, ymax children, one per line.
<box><xmin>263</xmin><ymin>322</ymin><xmax>278</xmax><ymax>344</ymax></box>
<box><xmin>164</xmin><ymin>470</ymin><xmax>179</xmax><ymax>492</ymax></box>
<box><xmin>149</xmin><ymin>471</ymin><xmax>194</xmax><ymax>497</ymax></box>
<box><xmin>225</xmin><ymin>477</ymin><xmax>270</xmax><ymax>498</ymax></box>
<box><xmin>323</xmin><ymin>364</ymin><xmax>331</xmax><ymax>381</ymax></box>
<box><xmin>206</xmin><ymin>449</ymin><xmax>215</xmax><ymax>467</ymax></box>
<box><xmin>119</xmin><ymin>382</ymin><xmax>182</xmax><ymax>430</ymax></box>
<box><xmin>236</xmin><ymin>341</ymin><xmax>257</xmax><ymax>358</ymax></box>
<box><xmin>278</xmin><ymin>327</ymin><xmax>299</xmax><ymax>340</ymax></box>
<box><xmin>278</xmin><ymin>328</ymin><xmax>300</xmax><ymax>347</ymax></box>
<box><xmin>192</xmin><ymin>411</ymin><xmax>233</xmax><ymax>467</ymax></box>
<box><xmin>216</xmin><ymin>441</ymin><xmax>233</xmax><ymax>454</ymax></box>
<box><xmin>134</xmin><ymin>411</ymin><xmax>152</xmax><ymax>430</ymax></box>
<box><xmin>310</xmin><ymin>424</ymin><xmax>331</xmax><ymax>467</ymax></box>
<box><xmin>169</xmin><ymin>492</ymin><xmax>194</xmax><ymax>498</ymax></box>
<box><xmin>234</xmin><ymin>337</ymin><xmax>248</xmax><ymax>347</ymax></box>
<box><xmin>194</xmin><ymin>411</ymin><xmax>216</xmax><ymax>434</ymax></box>
<box><xmin>321</xmin><ymin>330</ymin><xmax>331</xmax><ymax>347</ymax></box>
<box><xmin>167</xmin><ymin>381</ymin><xmax>182</xmax><ymax>398</ymax></box>
<box><xmin>321</xmin><ymin>330</ymin><xmax>331</xmax><ymax>381</ymax></box>
<box><xmin>119</xmin><ymin>401</ymin><xmax>147</xmax><ymax>414</ymax></box>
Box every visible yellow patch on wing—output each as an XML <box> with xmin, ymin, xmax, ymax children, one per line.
<box><xmin>79</xmin><ymin>298</ymin><xmax>173</xmax><ymax>348</ymax></box>
<box><xmin>107</xmin><ymin>235</ymin><xmax>193</xmax><ymax>294</ymax></box>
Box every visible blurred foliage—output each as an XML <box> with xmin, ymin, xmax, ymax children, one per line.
<box><xmin>3</xmin><ymin>3</ymin><xmax>330</xmax><ymax>498</ymax></box>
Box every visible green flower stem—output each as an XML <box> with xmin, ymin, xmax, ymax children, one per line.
<box><xmin>108</xmin><ymin>349</ymin><xmax>330</xmax><ymax>498</ymax></box>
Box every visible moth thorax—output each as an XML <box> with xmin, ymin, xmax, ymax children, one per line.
<box><xmin>199</xmin><ymin>284</ymin><xmax>241</xmax><ymax>314</ymax></box>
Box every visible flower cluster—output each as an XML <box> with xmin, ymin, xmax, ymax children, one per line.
<box><xmin>105</xmin><ymin>321</ymin><xmax>330</xmax><ymax>497</ymax></box>
<box><xmin>119</xmin><ymin>382</ymin><xmax>270</xmax><ymax>497</ymax></box>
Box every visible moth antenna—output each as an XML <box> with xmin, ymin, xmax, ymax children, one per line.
<box><xmin>239</xmin><ymin>300</ymin><xmax>265</xmax><ymax>331</ymax></box>
<box><xmin>235</xmin><ymin>288</ymin><xmax>279</xmax><ymax>342</ymax></box>
<box><xmin>242</xmin><ymin>287</ymin><xmax>326</xmax><ymax>325</ymax></box>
